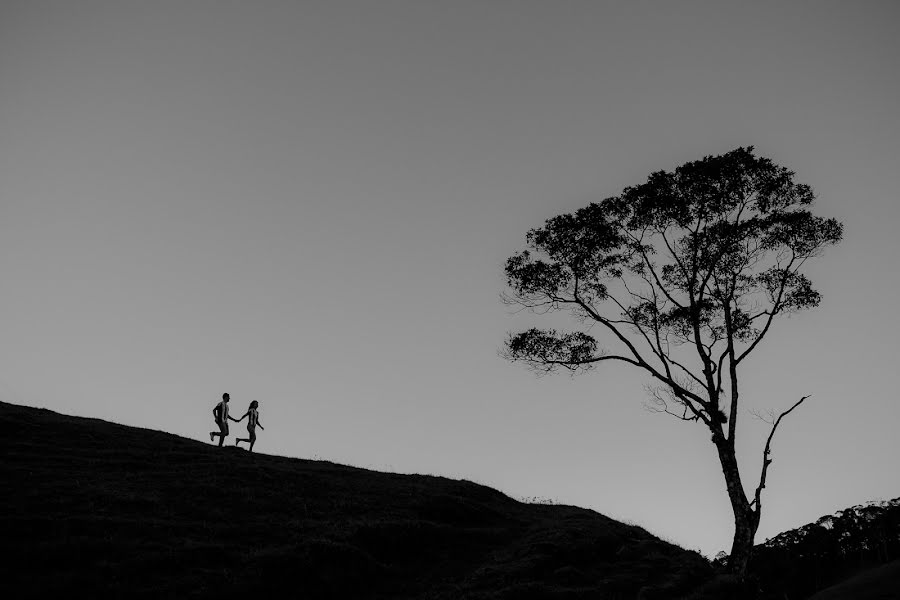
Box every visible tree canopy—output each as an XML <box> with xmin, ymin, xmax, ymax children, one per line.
<box><xmin>504</xmin><ymin>146</ymin><xmax>841</xmax><ymax>431</ymax></box>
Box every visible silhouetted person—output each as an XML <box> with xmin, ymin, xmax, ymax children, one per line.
<box><xmin>235</xmin><ymin>400</ymin><xmax>264</xmax><ymax>452</ymax></box>
<box><xmin>209</xmin><ymin>393</ymin><xmax>239</xmax><ymax>447</ymax></box>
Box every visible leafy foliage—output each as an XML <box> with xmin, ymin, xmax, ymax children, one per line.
<box><xmin>505</xmin><ymin>328</ymin><xmax>599</xmax><ymax>373</ymax></box>
<box><xmin>504</xmin><ymin>147</ymin><xmax>842</xmax><ymax>391</ymax></box>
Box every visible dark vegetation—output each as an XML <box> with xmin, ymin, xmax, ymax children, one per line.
<box><xmin>2</xmin><ymin>401</ymin><xmax>714</xmax><ymax>599</ymax></box>
<box><xmin>749</xmin><ymin>498</ymin><xmax>900</xmax><ymax>598</ymax></box>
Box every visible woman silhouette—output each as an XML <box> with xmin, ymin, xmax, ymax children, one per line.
<box><xmin>235</xmin><ymin>400</ymin><xmax>264</xmax><ymax>452</ymax></box>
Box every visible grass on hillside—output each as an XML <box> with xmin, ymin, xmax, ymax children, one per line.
<box><xmin>2</xmin><ymin>400</ymin><xmax>717</xmax><ymax>599</ymax></box>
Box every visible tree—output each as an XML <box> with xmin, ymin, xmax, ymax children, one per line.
<box><xmin>502</xmin><ymin>147</ymin><xmax>842</xmax><ymax>576</ymax></box>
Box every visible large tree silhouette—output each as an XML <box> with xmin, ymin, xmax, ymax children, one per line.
<box><xmin>502</xmin><ymin>147</ymin><xmax>842</xmax><ymax>576</ymax></box>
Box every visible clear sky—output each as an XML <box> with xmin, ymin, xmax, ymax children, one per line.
<box><xmin>2</xmin><ymin>1</ymin><xmax>898</xmax><ymax>558</ymax></box>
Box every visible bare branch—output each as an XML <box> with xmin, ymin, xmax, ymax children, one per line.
<box><xmin>751</xmin><ymin>395</ymin><xmax>811</xmax><ymax>512</ymax></box>
<box><xmin>715</xmin><ymin>349</ymin><xmax>728</xmax><ymax>396</ymax></box>
<box><xmin>644</xmin><ymin>385</ymin><xmax>702</xmax><ymax>422</ymax></box>
<box><xmin>666</xmin><ymin>356</ymin><xmax>709</xmax><ymax>390</ymax></box>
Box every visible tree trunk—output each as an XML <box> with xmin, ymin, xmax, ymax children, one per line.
<box><xmin>729</xmin><ymin>505</ymin><xmax>759</xmax><ymax>577</ymax></box>
<box><xmin>714</xmin><ymin>431</ymin><xmax>760</xmax><ymax>577</ymax></box>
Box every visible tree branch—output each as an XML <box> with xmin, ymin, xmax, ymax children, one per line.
<box><xmin>571</xmin><ymin>291</ymin><xmax>712</xmax><ymax>419</ymax></box>
<box><xmin>645</xmin><ymin>385</ymin><xmax>703</xmax><ymax>422</ymax></box>
<box><xmin>736</xmin><ymin>256</ymin><xmax>796</xmax><ymax>364</ymax></box>
<box><xmin>751</xmin><ymin>395</ymin><xmax>811</xmax><ymax>513</ymax></box>
<box><xmin>624</xmin><ymin>229</ymin><xmax>685</xmax><ymax>309</ymax></box>
<box><xmin>541</xmin><ymin>354</ymin><xmax>643</xmax><ymax>371</ymax></box>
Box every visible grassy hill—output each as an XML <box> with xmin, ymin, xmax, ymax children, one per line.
<box><xmin>2</xmin><ymin>400</ymin><xmax>715</xmax><ymax>599</ymax></box>
<box><xmin>807</xmin><ymin>559</ymin><xmax>900</xmax><ymax>600</ymax></box>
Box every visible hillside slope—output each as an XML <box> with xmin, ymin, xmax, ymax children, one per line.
<box><xmin>2</xmin><ymin>401</ymin><xmax>712</xmax><ymax>599</ymax></box>
<box><xmin>807</xmin><ymin>559</ymin><xmax>900</xmax><ymax>600</ymax></box>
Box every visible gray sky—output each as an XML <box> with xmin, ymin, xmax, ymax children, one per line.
<box><xmin>2</xmin><ymin>1</ymin><xmax>898</xmax><ymax>557</ymax></box>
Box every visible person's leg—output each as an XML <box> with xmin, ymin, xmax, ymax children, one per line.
<box><xmin>217</xmin><ymin>422</ymin><xmax>228</xmax><ymax>447</ymax></box>
<box><xmin>249</xmin><ymin>429</ymin><xmax>256</xmax><ymax>452</ymax></box>
<box><xmin>210</xmin><ymin>432</ymin><xmax>216</xmax><ymax>441</ymax></box>
<box><xmin>237</xmin><ymin>422</ymin><xmax>253</xmax><ymax>448</ymax></box>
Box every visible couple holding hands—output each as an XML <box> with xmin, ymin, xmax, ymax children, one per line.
<box><xmin>210</xmin><ymin>392</ymin><xmax>264</xmax><ymax>451</ymax></box>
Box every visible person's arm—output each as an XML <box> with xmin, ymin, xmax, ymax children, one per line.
<box><xmin>257</xmin><ymin>417</ymin><xmax>264</xmax><ymax>430</ymax></box>
<box><xmin>231</xmin><ymin>411</ymin><xmax>247</xmax><ymax>422</ymax></box>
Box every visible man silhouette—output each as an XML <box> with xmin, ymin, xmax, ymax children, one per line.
<box><xmin>209</xmin><ymin>393</ymin><xmax>239</xmax><ymax>447</ymax></box>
